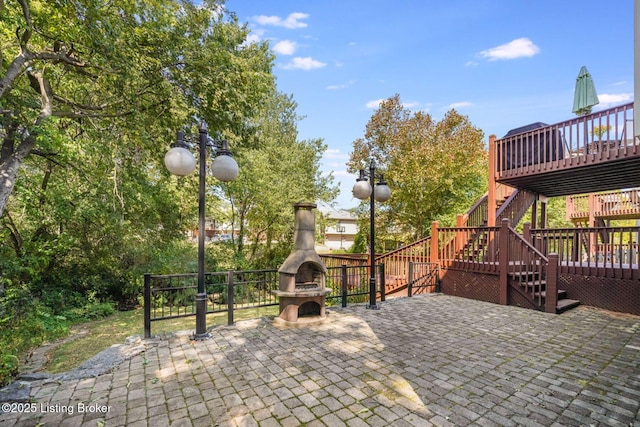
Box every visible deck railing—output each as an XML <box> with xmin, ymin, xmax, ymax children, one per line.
<box><xmin>438</xmin><ymin>219</ymin><xmax>559</xmax><ymax>312</ymax></box>
<box><xmin>527</xmin><ymin>226</ymin><xmax>640</xmax><ymax>279</ymax></box>
<box><xmin>438</xmin><ymin>226</ymin><xmax>501</xmax><ymax>273</ymax></box>
<box><xmin>566</xmin><ymin>189</ymin><xmax>640</xmax><ymax>220</ymax></box>
<box><xmin>496</xmin><ymin>102</ymin><xmax>635</xmax><ymax>178</ymax></box>
<box><xmin>319</xmin><ymin>254</ymin><xmax>368</xmax><ymax>268</ymax></box>
<box><xmin>372</xmin><ymin>236</ymin><xmax>431</xmax><ymax>291</ymax></box>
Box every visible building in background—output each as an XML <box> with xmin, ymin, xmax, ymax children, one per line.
<box><xmin>322</xmin><ymin>210</ymin><xmax>358</xmax><ymax>251</ymax></box>
<box><xmin>187</xmin><ymin>219</ymin><xmax>238</xmax><ymax>242</ymax></box>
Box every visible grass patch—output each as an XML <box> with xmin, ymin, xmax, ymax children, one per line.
<box><xmin>45</xmin><ymin>306</ymin><xmax>279</xmax><ymax>373</ymax></box>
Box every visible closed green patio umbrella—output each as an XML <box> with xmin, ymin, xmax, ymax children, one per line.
<box><xmin>572</xmin><ymin>66</ymin><xmax>599</xmax><ymax>116</ymax></box>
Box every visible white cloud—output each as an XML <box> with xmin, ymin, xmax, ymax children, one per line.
<box><xmin>327</xmin><ymin>80</ymin><xmax>356</xmax><ymax>90</ymax></box>
<box><xmin>282</xmin><ymin>57</ymin><xmax>327</xmax><ymax>70</ymax></box>
<box><xmin>366</xmin><ymin>99</ymin><xmax>423</xmax><ymax>109</ymax></box>
<box><xmin>273</xmin><ymin>40</ymin><xmax>297</xmax><ymax>55</ymax></box>
<box><xmin>465</xmin><ymin>61</ymin><xmax>479</xmax><ymax>67</ymax></box>
<box><xmin>598</xmin><ymin>93</ymin><xmax>633</xmax><ymax>107</ymax></box>
<box><xmin>331</xmin><ymin>170</ymin><xmax>352</xmax><ymax>177</ymax></box>
<box><xmin>449</xmin><ymin>101</ymin><xmax>472</xmax><ymax>109</ymax></box>
<box><xmin>402</xmin><ymin>101</ymin><xmax>421</xmax><ymax>109</ymax></box>
<box><xmin>479</xmin><ymin>38</ymin><xmax>540</xmax><ymax>61</ymax></box>
<box><xmin>324</xmin><ymin>149</ymin><xmax>350</xmax><ymax>160</ymax></box>
<box><xmin>244</xmin><ymin>28</ymin><xmax>265</xmax><ymax>45</ymax></box>
<box><xmin>245</xmin><ymin>33</ymin><xmax>261</xmax><ymax>44</ymax></box>
<box><xmin>254</xmin><ymin>12</ymin><xmax>309</xmax><ymax>29</ymax></box>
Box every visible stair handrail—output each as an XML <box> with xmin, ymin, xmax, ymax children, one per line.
<box><xmin>375</xmin><ymin>235</ymin><xmax>430</xmax><ymax>261</ymax></box>
<box><xmin>496</xmin><ymin>189</ymin><xmax>536</xmax><ymax>226</ymax></box>
<box><xmin>373</xmin><ymin>235</ymin><xmax>432</xmax><ymax>293</ymax></box>
<box><xmin>503</xmin><ymin>220</ymin><xmax>554</xmax><ymax>311</ymax></box>
<box><xmin>465</xmin><ymin>192</ymin><xmax>488</xmax><ymax>227</ymax></box>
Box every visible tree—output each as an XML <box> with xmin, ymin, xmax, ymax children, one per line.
<box><xmin>348</xmin><ymin>94</ymin><xmax>487</xmax><ymax>242</ymax></box>
<box><xmin>0</xmin><ymin>0</ymin><xmax>277</xmax><ymax>299</ymax></box>
<box><xmin>0</xmin><ymin>0</ymin><xmax>274</xmax><ymax>216</ymax></box>
<box><xmin>221</xmin><ymin>90</ymin><xmax>338</xmax><ymax>267</ymax></box>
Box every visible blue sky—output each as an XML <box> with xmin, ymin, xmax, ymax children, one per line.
<box><xmin>225</xmin><ymin>0</ymin><xmax>634</xmax><ymax>209</ymax></box>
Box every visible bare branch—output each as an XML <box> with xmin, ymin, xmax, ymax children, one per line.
<box><xmin>31</xmin><ymin>51</ymin><xmax>88</xmax><ymax>69</ymax></box>
<box><xmin>27</xmin><ymin>70</ymin><xmax>53</xmax><ymax>118</ymax></box>
<box><xmin>16</xmin><ymin>0</ymin><xmax>32</xmax><ymax>47</ymax></box>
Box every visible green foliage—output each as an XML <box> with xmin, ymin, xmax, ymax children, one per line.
<box><xmin>351</xmin><ymin>229</ymin><xmax>369</xmax><ymax>254</ymax></box>
<box><xmin>0</xmin><ymin>352</ymin><xmax>19</xmax><ymax>385</ymax></box>
<box><xmin>0</xmin><ymin>285</ymin><xmax>70</xmax><ymax>385</ymax></box>
<box><xmin>0</xmin><ymin>0</ymin><xmax>337</xmax><ymax>386</ymax></box>
<box><xmin>62</xmin><ymin>292</ymin><xmax>116</xmax><ymax>321</ymax></box>
<box><xmin>349</xmin><ymin>94</ymin><xmax>487</xmax><ymax>241</ymax></box>
<box><xmin>223</xmin><ymin>90</ymin><xmax>338</xmax><ymax>265</ymax></box>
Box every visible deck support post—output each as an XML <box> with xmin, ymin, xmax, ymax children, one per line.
<box><xmin>589</xmin><ymin>193</ymin><xmax>597</xmax><ymax>256</ymax></box>
<box><xmin>456</xmin><ymin>214</ymin><xmax>466</xmax><ymax>254</ymax></box>
<box><xmin>488</xmin><ymin>135</ymin><xmax>497</xmax><ymax>227</ymax></box>
<box><xmin>431</xmin><ymin>221</ymin><xmax>440</xmax><ymax>278</ymax></box>
<box><xmin>545</xmin><ymin>254</ymin><xmax>559</xmax><ymax>313</ymax></box>
<box><xmin>539</xmin><ymin>195</ymin><xmax>548</xmax><ymax>229</ymax></box>
<box><xmin>499</xmin><ymin>218</ymin><xmax>510</xmax><ymax>305</ymax></box>
<box><xmin>523</xmin><ymin>222</ymin><xmax>532</xmax><ymax>244</ymax></box>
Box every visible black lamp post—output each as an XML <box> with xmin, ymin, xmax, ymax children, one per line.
<box><xmin>336</xmin><ymin>222</ymin><xmax>345</xmax><ymax>249</ymax></box>
<box><xmin>164</xmin><ymin>123</ymin><xmax>238</xmax><ymax>340</ymax></box>
<box><xmin>352</xmin><ymin>159</ymin><xmax>391</xmax><ymax>310</ymax></box>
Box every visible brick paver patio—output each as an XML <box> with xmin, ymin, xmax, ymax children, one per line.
<box><xmin>1</xmin><ymin>294</ymin><xmax>640</xmax><ymax>426</ymax></box>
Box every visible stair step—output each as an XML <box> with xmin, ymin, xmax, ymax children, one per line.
<box><xmin>534</xmin><ymin>289</ymin><xmax>568</xmax><ymax>299</ymax></box>
<box><xmin>521</xmin><ymin>280</ymin><xmax>546</xmax><ymax>289</ymax></box>
<box><xmin>556</xmin><ymin>299</ymin><xmax>580</xmax><ymax>313</ymax></box>
<box><xmin>510</xmin><ymin>271</ymin><xmax>541</xmax><ymax>279</ymax></box>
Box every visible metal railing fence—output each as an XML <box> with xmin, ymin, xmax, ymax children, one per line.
<box><xmin>144</xmin><ymin>264</ymin><xmax>397</xmax><ymax>338</ymax></box>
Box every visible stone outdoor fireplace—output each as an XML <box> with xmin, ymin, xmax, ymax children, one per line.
<box><xmin>272</xmin><ymin>202</ymin><xmax>330</xmax><ymax>326</ymax></box>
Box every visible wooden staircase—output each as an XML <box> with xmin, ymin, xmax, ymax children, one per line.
<box><xmin>367</xmin><ymin>188</ymin><xmax>583</xmax><ymax>314</ymax></box>
<box><xmin>456</xmin><ymin>188</ymin><xmax>536</xmax><ymax>263</ymax></box>
<box><xmin>508</xmin><ymin>270</ymin><xmax>580</xmax><ymax>314</ymax></box>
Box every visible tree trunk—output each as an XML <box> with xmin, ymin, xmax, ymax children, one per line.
<box><xmin>1</xmin><ymin>70</ymin><xmax>52</xmax><ymax>217</ymax></box>
<box><xmin>0</xmin><ymin>138</ymin><xmax>35</xmax><ymax>218</ymax></box>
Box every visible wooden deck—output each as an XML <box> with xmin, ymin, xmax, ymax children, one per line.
<box><xmin>493</xmin><ymin>102</ymin><xmax>640</xmax><ymax>197</ymax></box>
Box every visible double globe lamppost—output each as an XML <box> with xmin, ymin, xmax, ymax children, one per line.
<box><xmin>352</xmin><ymin>160</ymin><xmax>391</xmax><ymax>310</ymax></box>
<box><xmin>164</xmin><ymin>123</ymin><xmax>239</xmax><ymax>340</ymax></box>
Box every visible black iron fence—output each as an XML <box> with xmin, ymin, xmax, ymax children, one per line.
<box><xmin>144</xmin><ymin>264</ymin><xmax>392</xmax><ymax>338</ymax></box>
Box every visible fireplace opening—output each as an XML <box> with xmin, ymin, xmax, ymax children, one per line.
<box><xmin>299</xmin><ymin>301</ymin><xmax>321</xmax><ymax>318</ymax></box>
<box><xmin>295</xmin><ymin>262</ymin><xmax>323</xmax><ymax>289</ymax></box>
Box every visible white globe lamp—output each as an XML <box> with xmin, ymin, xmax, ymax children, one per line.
<box><xmin>164</xmin><ymin>145</ymin><xmax>196</xmax><ymax>176</ymax></box>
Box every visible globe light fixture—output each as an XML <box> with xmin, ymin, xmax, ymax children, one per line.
<box><xmin>373</xmin><ymin>175</ymin><xmax>391</xmax><ymax>202</ymax></box>
<box><xmin>211</xmin><ymin>140</ymin><xmax>239</xmax><ymax>182</ymax></box>
<box><xmin>164</xmin><ymin>132</ymin><xmax>197</xmax><ymax>176</ymax></box>
<box><xmin>352</xmin><ymin>170</ymin><xmax>372</xmax><ymax>199</ymax></box>
<box><xmin>352</xmin><ymin>159</ymin><xmax>392</xmax><ymax>310</ymax></box>
<box><xmin>164</xmin><ymin>122</ymin><xmax>239</xmax><ymax>340</ymax></box>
